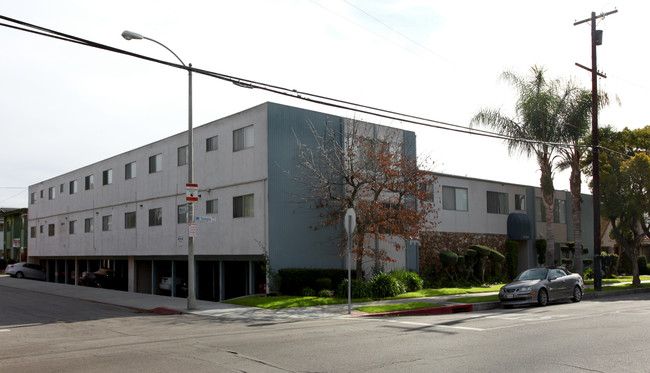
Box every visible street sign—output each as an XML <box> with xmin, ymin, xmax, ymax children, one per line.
<box><xmin>12</xmin><ymin>238</ymin><xmax>21</xmax><ymax>248</ymax></box>
<box><xmin>195</xmin><ymin>216</ymin><xmax>216</xmax><ymax>223</ymax></box>
<box><xmin>186</xmin><ymin>183</ymin><xmax>199</xmax><ymax>202</ymax></box>
<box><xmin>188</xmin><ymin>222</ymin><xmax>197</xmax><ymax>237</ymax></box>
<box><xmin>344</xmin><ymin>208</ymin><xmax>356</xmax><ymax>234</ymax></box>
<box><xmin>177</xmin><ymin>236</ymin><xmax>184</xmax><ymax>247</ymax></box>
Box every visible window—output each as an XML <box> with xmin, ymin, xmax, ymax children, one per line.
<box><xmin>206</xmin><ymin>199</ymin><xmax>218</xmax><ymax>214</ymax></box>
<box><xmin>420</xmin><ymin>183</ymin><xmax>434</xmax><ymax>202</ymax></box>
<box><xmin>69</xmin><ymin>220</ymin><xmax>76</xmax><ymax>235</ymax></box>
<box><xmin>60</xmin><ymin>183</ymin><xmax>64</xmax><ymax>193</ymax></box>
<box><xmin>85</xmin><ymin>175</ymin><xmax>94</xmax><ymax>190</ymax></box>
<box><xmin>554</xmin><ymin>199</ymin><xmax>566</xmax><ymax>224</ymax></box>
<box><xmin>515</xmin><ymin>194</ymin><xmax>526</xmax><ymax>211</ymax></box>
<box><xmin>102</xmin><ymin>169</ymin><xmax>113</xmax><ymax>185</ymax></box>
<box><xmin>40</xmin><ymin>190</ymin><xmax>43</xmax><ymax>198</ymax></box>
<box><xmin>177</xmin><ymin>145</ymin><xmax>188</xmax><ymax>166</ymax></box>
<box><xmin>177</xmin><ymin>204</ymin><xmax>187</xmax><ymax>224</ymax></box>
<box><xmin>30</xmin><ymin>192</ymin><xmax>36</xmax><ymax>204</ymax></box>
<box><xmin>233</xmin><ymin>194</ymin><xmax>254</xmax><ymax>218</ymax></box>
<box><xmin>102</xmin><ymin>215</ymin><xmax>112</xmax><ymax>231</ymax></box>
<box><xmin>30</xmin><ymin>226</ymin><xmax>36</xmax><ymax>238</ymax></box>
<box><xmin>149</xmin><ymin>154</ymin><xmax>162</xmax><ymax>173</ymax></box>
<box><xmin>206</xmin><ymin>135</ymin><xmax>218</xmax><ymax>152</ymax></box>
<box><xmin>125</xmin><ymin>162</ymin><xmax>136</xmax><ymax>180</ymax></box>
<box><xmin>442</xmin><ymin>186</ymin><xmax>468</xmax><ymax>211</ymax></box>
<box><xmin>149</xmin><ymin>208</ymin><xmax>162</xmax><ymax>226</ymax></box>
<box><xmin>85</xmin><ymin>218</ymin><xmax>94</xmax><ymax>233</ymax></box>
<box><xmin>40</xmin><ymin>225</ymin><xmax>43</xmax><ymax>234</ymax></box>
<box><xmin>48</xmin><ymin>223</ymin><xmax>55</xmax><ymax>236</ymax></box>
<box><xmin>535</xmin><ymin>197</ymin><xmax>546</xmax><ymax>222</ymax></box>
<box><xmin>70</xmin><ymin>180</ymin><xmax>78</xmax><ymax>194</ymax></box>
<box><xmin>48</xmin><ymin>186</ymin><xmax>55</xmax><ymax>200</ymax></box>
<box><xmin>233</xmin><ymin>125</ymin><xmax>254</xmax><ymax>151</ymax></box>
<box><xmin>125</xmin><ymin>212</ymin><xmax>136</xmax><ymax>229</ymax></box>
<box><xmin>487</xmin><ymin>191</ymin><xmax>508</xmax><ymax>214</ymax></box>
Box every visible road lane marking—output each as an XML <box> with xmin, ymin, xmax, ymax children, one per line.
<box><xmin>0</xmin><ymin>329</ymin><xmax>10</xmax><ymax>332</ymax></box>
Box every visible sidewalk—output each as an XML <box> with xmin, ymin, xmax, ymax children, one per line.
<box><xmin>0</xmin><ymin>275</ymin><xmax>494</xmax><ymax>320</ymax></box>
<box><xmin>3</xmin><ymin>275</ymin><xmax>649</xmax><ymax>321</ymax></box>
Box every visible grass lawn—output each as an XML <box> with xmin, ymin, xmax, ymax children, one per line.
<box><xmin>584</xmin><ymin>275</ymin><xmax>650</xmax><ymax>285</ymax></box>
<box><xmin>448</xmin><ymin>295</ymin><xmax>499</xmax><ymax>303</ymax></box>
<box><xmin>389</xmin><ymin>284</ymin><xmax>503</xmax><ymax>299</ymax></box>
<box><xmin>585</xmin><ymin>282</ymin><xmax>650</xmax><ymax>293</ymax></box>
<box><xmin>356</xmin><ymin>302</ymin><xmax>443</xmax><ymax>314</ymax></box>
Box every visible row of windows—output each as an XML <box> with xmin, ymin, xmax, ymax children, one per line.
<box><xmin>30</xmin><ymin>194</ymin><xmax>254</xmax><ymax>238</ymax></box>
<box><xmin>441</xmin><ymin>185</ymin><xmax>566</xmax><ymax>222</ymax></box>
<box><xmin>30</xmin><ymin>127</ymin><xmax>254</xmax><ymax>204</ymax></box>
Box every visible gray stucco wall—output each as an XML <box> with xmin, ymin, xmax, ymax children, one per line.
<box><xmin>266</xmin><ymin>103</ymin><xmax>345</xmax><ymax>271</ymax></box>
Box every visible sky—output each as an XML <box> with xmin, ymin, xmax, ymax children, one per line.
<box><xmin>1</xmin><ymin>1</ymin><xmax>648</xmax><ymax>208</ymax></box>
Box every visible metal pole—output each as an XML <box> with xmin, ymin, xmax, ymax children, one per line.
<box><xmin>187</xmin><ymin>63</ymin><xmax>196</xmax><ymax>309</ymax></box>
<box><xmin>347</xmin><ymin>215</ymin><xmax>352</xmax><ymax>315</ymax></box>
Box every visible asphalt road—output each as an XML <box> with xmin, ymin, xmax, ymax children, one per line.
<box><xmin>2</xmin><ymin>286</ymin><xmax>650</xmax><ymax>372</ymax></box>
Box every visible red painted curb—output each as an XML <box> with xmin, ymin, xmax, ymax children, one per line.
<box><xmin>147</xmin><ymin>307</ymin><xmax>184</xmax><ymax>315</ymax></box>
<box><xmin>355</xmin><ymin>303</ymin><xmax>473</xmax><ymax>317</ymax></box>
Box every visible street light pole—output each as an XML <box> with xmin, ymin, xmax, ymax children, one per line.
<box><xmin>122</xmin><ymin>30</ymin><xmax>196</xmax><ymax>309</ymax></box>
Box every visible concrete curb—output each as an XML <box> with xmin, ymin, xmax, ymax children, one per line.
<box><xmin>355</xmin><ymin>303</ymin><xmax>474</xmax><ymax>317</ymax></box>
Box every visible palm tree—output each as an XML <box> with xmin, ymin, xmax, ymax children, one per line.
<box><xmin>557</xmin><ymin>88</ymin><xmax>607</xmax><ymax>275</ymax></box>
<box><xmin>471</xmin><ymin>66</ymin><xmax>574</xmax><ymax>265</ymax></box>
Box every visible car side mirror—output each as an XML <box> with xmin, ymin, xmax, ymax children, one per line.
<box><xmin>549</xmin><ymin>276</ymin><xmax>557</xmax><ymax>281</ymax></box>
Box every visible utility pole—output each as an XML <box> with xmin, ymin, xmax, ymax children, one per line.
<box><xmin>574</xmin><ymin>9</ymin><xmax>617</xmax><ymax>291</ymax></box>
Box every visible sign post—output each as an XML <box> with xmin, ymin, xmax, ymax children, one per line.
<box><xmin>344</xmin><ymin>208</ymin><xmax>356</xmax><ymax>315</ymax></box>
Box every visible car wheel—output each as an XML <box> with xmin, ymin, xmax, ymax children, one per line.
<box><xmin>537</xmin><ymin>288</ymin><xmax>548</xmax><ymax>307</ymax></box>
<box><xmin>572</xmin><ymin>286</ymin><xmax>583</xmax><ymax>302</ymax></box>
<box><xmin>15</xmin><ymin>272</ymin><xmax>24</xmax><ymax>279</ymax></box>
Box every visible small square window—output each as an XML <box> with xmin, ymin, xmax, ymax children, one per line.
<box><xmin>515</xmin><ymin>194</ymin><xmax>526</xmax><ymax>211</ymax></box>
<box><xmin>48</xmin><ymin>223</ymin><xmax>55</xmax><ymax>236</ymax></box>
<box><xmin>60</xmin><ymin>183</ymin><xmax>64</xmax><ymax>193</ymax></box>
<box><xmin>206</xmin><ymin>135</ymin><xmax>218</xmax><ymax>152</ymax></box>
<box><xmin>48</xmin><ymin>186</ymin><xmax>56</xmax><ymax>200</ymax></box>
<box><xmin>30</xmin><ymin>226</ymin><xmax>36</xmax><ymax>238</ymax></box>
<box><xmin>233</xmin><ymin>125</ymin><xmax>254</xmax><ymax>151</ymax></box>
<box><xmin>30</xmin><ymin>192</ymin><xmax>36</xmax><ymax>204</ymax></box>
<box><xmin>206</xmin><ymin>199</ymin><xmax>218</xmax><ymax>214</ymax></box>
<box><xmin>233</xmin><ymin>194</ymin><xmax>254</xmax><ymax>218</ymax></box>
<box><xmin>125</xmin><ymin>162</ymin><xmax>137</xmax><ymax>180</ymax></box>
<box><xmin>125</xmin><ymin>212</ymin><xmax>136</xmax><ymax>229</ymax></box>
<box><xmin>85</xmin><ymin>218</ymin><xmax>94</xmax><ymax>233</ymax></box>
<box><xmin>102</xmin><ymin>215</ymin><xmax>112</xmax><ymax>231</ymax></box>
<box><xmin>103</xmin><ymin>169</ymin><xmax>113</xmax><ymax>185</ymax></box>
<box><xmin>177</xmin><ymin>204</ymin><xmax>187</xmax><ymax>224</ymax></box>
<box><xmin>70</xmin><ymin>180</ymin><xmax>78</xmax><ymax>194</ymax></box>
<box><xmin>149</xmin><ymin>208</ymin><xmax>162</xmax><ymax>226</ymax></box>
<box><xmin>178</xmin><ymin>146</ymin><xmax>188</xmax><ymax>166</ymax></box>
<box><xmin>149</xmin><ymin>154</ymin><xmax>162</xmax><ymax>173</ymax></box>
<box><xmin>69</xmin><ymin>220</ymin><xmax>76</xmax><ymax>235</ymax></box>
<box><xmin>85</xmin><ymin>175</ymin><xmax>94</xmax><ymax>190</ymax></box>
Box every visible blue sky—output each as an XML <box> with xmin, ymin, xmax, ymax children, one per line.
<box><xmin>1</xmin><ymin>1</ymin><xmax>647</xmax><ymax>207</ymax></box>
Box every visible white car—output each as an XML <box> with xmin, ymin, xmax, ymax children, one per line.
<box><xmin>5</xmin><ymin>262</ymin><xmax>46</xmax><ymax>280</ymax></box>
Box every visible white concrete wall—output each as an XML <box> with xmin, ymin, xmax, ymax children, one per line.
<box><xmin>28</xmin><ymin>104</ymin><xmax>269</xmax><ymax>259</ymax></box>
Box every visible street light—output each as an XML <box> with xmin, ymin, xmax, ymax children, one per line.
<box><xmin>122</xmin><ymin>30</ymin><xmax>196</xmax><ymax>310</ymax></box>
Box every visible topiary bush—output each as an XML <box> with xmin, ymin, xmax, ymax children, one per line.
<box><xmin>504</xmin><ymin>240</ymin><xmax>519</xmax><ymax>281</ymax></box>
<box><xmin>318</xmin><ymin>289</ymin><xmax>333</xmax><ymax>298</ymax></box>
<box><xmin>315</xmin><ymin>277</ymin><xmax>332</xmax><ymax>290</ymax></box>
<box><xmin>301</xmin><ymin>287</ymin><xmax>316</xmax><ymax>296</ymax></box>
<box><xmin>370</xmin><ymin>273</ymin><xmax>405</xmax><ymax>298</ymax></box>
<box><xmin>336</xmin><ymin>279</ymin><xmax>372</xmax><ymax>299</ymax></box>
<box><xmin>279</xmin><ymin>268</ymin><xmax>358</xmax><ymax>295</ymax></box>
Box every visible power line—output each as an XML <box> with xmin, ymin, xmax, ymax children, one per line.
<box><xmin>0</xmin><ymin>15</ymin><xmax>593</xmax><ymax>155</ymax></box>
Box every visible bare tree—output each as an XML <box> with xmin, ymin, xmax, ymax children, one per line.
<box><xmin>291</xmin><ymin>117</ymin><xmax>436</xmax><ymax>278</ymax></box>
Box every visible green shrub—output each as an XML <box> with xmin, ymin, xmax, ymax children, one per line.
<box><xmin>639</xmin><ymin>256</ymin><xmax>649</xmax><ymax>275</ymax></box>
<box><xmin>315</xmin><ymin>277</ymin><xmax>332</xmax><ymax>290</ymax></box>
<box><xmin>390</xmin><ymin>270</ymin><xmax>423</xmax><ymax>292</ymax></box>
<box><xmin>301</xmin><ymin>287</ymin><xmax>316</xmax><ymax>296</ymax></box>
<box><xmin>601</xmin><ymin>253</ymin><xmax>619</xmax><ymax>277</ymax></box>
<box><xmin>439</xmin><ymin>250</ymin><xmax>458</xmax><ymax>266</ymax></box>
<box><xmin>370</xmin><ymin>273</ymin><xmax>405</xmax><ymax>298</ymax></box>
<box><xmin>583</xmin><ymin>268</ymin><xmax>594</xmax><ymax>280</ymax></box>
<box><xmin>336</xmin><ymin>279</ymin><xmax>372</xmax><ymax>299</ymax></box>
<box><xmin>279</xmin><ymin>268</ymin><xmax>358</xmax><ymax>295</ymax></box>
<box><xmin>583</xmin><ymin>258</ymin><xmax>594</xmax><ymax>268</ymax></box>
<box><xmin>318</xmin><ymin>289</ymin><xmax>333</xmax><ymax>298</ymax></box>
<box><xmin>505</xmin><ymin>240</ymin><xmax>519</xmax><ymax>280</ymax></box>
<box><xmin>561</xmin><ymin>258</ymin><xmax>573</xmax><ymax>266</ymax></box>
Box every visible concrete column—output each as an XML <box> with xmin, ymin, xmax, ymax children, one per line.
<box><xmin>128</xmin><ymin>256</ymin><xmax>135</xmax><ymax>293</ymax></box>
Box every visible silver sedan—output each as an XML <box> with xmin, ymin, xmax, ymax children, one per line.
<box><xmin>499</xmin><ymin>267</ymin><xmax>584</xmax><ymax>307</ymax></box>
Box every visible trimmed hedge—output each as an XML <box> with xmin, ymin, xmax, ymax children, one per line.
<box><xmin>279</xmin><ymin>268</ymin><xmax>358</xmax><ymax>295</ymax></box>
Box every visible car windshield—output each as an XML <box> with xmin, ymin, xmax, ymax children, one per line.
<box><xmin>516</xmin><ymin>268</ymin><xmax>548</xmax><ymax>281</ymax></box>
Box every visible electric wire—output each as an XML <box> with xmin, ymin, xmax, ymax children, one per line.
<box><xmin>0</xmin><ymin>14</ymin><xmax>609</xmax><ymax>156</ymax></box>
